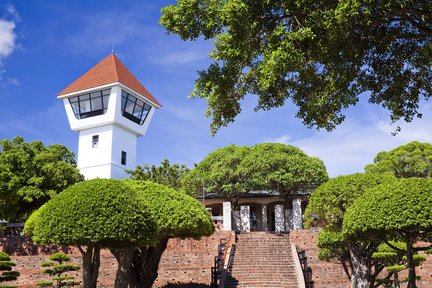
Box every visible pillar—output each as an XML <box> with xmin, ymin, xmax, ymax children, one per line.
<box><xmin>261</xmin><ymin>204</ymin><xmax>268</xmax><ymax>231</ymax></box>
<box><xmin>292</xmin><ymin>198</ymin><xmax>303</xmax><ymax>230</ymax></box>
<box><xmin>285</xmin><ymin>208</ymin><xmax>293</xmax><ymax>231</ymax></box>
<box><xmin>222</xmin><ymin>202</ymin><xmax>232</xmax><ymax>231</ymax></box>
<box><xmin>240</xmin><ymin>205</ymin><xmax>250</xmax><ymax>232</ymax></box>
<box><xmin>274</xmin><ymin>204</ymin><xmax>285</xmax><ymax>232</ymax></box>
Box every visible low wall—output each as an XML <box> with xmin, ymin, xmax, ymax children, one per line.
<box><xmin>1</xmin><ymin>232</ymin><xmax>234</xmax><ymax>288</ymax></box>
<box><xmin>290</xmin><ymin>229</ymin><xmax>432</xmax><ymax>288</ymax></box>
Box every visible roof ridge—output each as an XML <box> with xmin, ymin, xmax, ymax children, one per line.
<box><xmin>57</xmin><ymin>54</ymin><xmax>161</xmax><ymax>107</ymax></box>
<box><xmin>112</xmin><ymin>53</ymin><xmax>121</xmax><ymax>81</ymax></box>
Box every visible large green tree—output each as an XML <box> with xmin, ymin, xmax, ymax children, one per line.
<box><xmin>120</xmin><ymin>180</ymin><xmax>213</xmax><ymax>288</ymax></box>
<box><xmin>128</xmin><ymin>159</ymin><xmax>190</xmax><ymax>190</ymax></box>
<box><xmin>305</xmin><ymin>173</ymin><xmax>395</xmax><ymax>288</ymax></box>
<box><xmin>25</xmin><ymin>179</ymin><xmax>158</xmax><ymax>288</ymax></box>
<box><xmin>160</xmin><ymin>0</ymin><xmax>432</xmax><ymax>135</ymax></box>
<box><xmin>182</xmin><ymin>144</ymin><xmax>250</xmax><ymax>204</ymax></box>
<box><xmin>0</xmin><ymin>136</ymin><xmax>84</xmax><ymax>221</ymax></box>
<box><xmin>365</xmin><ymin>141</ymin><xmax>432</xmax><ymax>178</ymax></box>
<box><xmin>183</xmin><ymin>143</ymin><xmax>327</xmax><ymax>205</ymax></box>
<box><xmin>242</xmin><ymin>143</ymin><xmax>328</xmax><ymax>196</ymax></box>
<box><xmin>343</xmin><ymin>178</ymin><xmax>432</xmax><ymax>288</ymax></box>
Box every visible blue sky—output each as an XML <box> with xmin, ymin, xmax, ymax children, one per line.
<box><xmin>1</xmin><ymin>1</ymin><xmax>431</xmax><ymax>177</ymax></box>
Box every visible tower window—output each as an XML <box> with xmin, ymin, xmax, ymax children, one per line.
<box><xmin>69</xmin><ymin>89</ymin><xmax>111</xmax><ymax>119</ymax></box>
<box><xmin>121</xmin><ymin>151</ymin><xmax>127</xmax><ymax>165</ymax></box>
<box><xmin>121</xmin><ymin>90</ymin><xmax>151</xmax><ymax>125</ymax></box>
<box><xmin>92</xmin><ymin>135</ymin><xmax>99</xmax><ymax>148</ymax></box>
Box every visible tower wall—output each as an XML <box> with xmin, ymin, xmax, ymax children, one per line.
<box><xmin>77</xmin><ymin>124</ymin><xmax>137</xmax><ymax>180</ymax></box>
<box><xmin>58</xmin><ymin>54</ymin><xmax>160</xmax><ymax>180</ymax></box>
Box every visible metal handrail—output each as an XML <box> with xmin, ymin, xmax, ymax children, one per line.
<box><xmin>298</xmin><ymin>249</ymin><xmax>314</xmax><ymax>288</ymax></box>
<box><xmin>211</xmin><ymin>236</ymin><xmax>230</xmax><ymax>287</ymax></box>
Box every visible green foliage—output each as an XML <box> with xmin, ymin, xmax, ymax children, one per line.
<box><xmin>0</xmin><ymin>136</ymin><xmax>84</xmax><ymax>221</ymax></box>
<box><xmin>343</xmin><ymin>178</ymin><xmax>432</xmax><ymax>287</ymax></box>
<box><xmin>305</xmin><ymin>173</ymin><xmax>394</xmax><ymax>230</ymax></box>
<box><xmin>316</xmin><ymin>230</ymin><xmax>347</xmax><ymax>261</ymax></box>
<box><xmin>128</xmin><ymin>159</ymin><xmax>190</xmax><ymax>190</ymax></box>
<box><xmin>40</xmin><ymin>262</ymin><xmax>54</xmax><ymax>267</ymax></box>
<box><xmin>160</xmin><ymin>1</ymin><xmax>432</xmax><ymax>135</ymax></box>
<box><xmin>184</xmin><ymin>143</ymin><xmax>327</xmax><ymax>202</ymax></box>
<box><xmin>183</xmin><ymin>144</ymin><xmax>250</xmax><ymax>201</ymax></box>
<box><xmin>241</xmin><ymin>143</ymin><xmax>328</xmax><ymax>196</ymax></box>
<box><xmin>385</xmin><ymin>265</ymin><xmax>406</xmax><ymax>273</ymax></box>
<box><xmin>365</xmin><ymin>141</ymin><xmax>432</xmax><ymax>178</ymax></box>
<box><xmin>343</xmin><ymin>178</ymin><xmax>432</xmax><ymax>238</ymax></box>
<box><xmin>36</xmin><ymin>281</ymin><xmax>54</xmax><ymax>287</ymax></box>
<box><xmin>38</xmin><ymin>252</ymin><xmax>79</xmax><ymax>288</ymax></box>
<box><xmin>49</xmin><ymin>253</ymin><xmax>70</xmax><ymax>263</ymax></box>
<box><xmin>123</xmin><ymin>180</ymin><xmax>213</xmax><ymax>239</ymax></box>
<box><xmin>0</xmin><ymin>252</ymin><xmax>19</xmax><ymax>287</ymax></box>
<box><xmin>27</xmin><ymin>179</ymin><xmax>158</xmax><ymax>248</ymax></box>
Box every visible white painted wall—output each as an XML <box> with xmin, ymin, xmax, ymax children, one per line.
<box><xmin>110</xmin><ymin>124</ymin><xmax>137</xmax><ymax>179</ymax></box>
<box><xmin>77</xmin><ymin>124</ymin><xmax>136</xmax><ymax>180</ymax></box>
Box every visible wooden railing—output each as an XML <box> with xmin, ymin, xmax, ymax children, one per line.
<box><xmin>298</xmin><ymin>249</ymin><xmax>314</xmax><ymax>288</ymax></box>
<box><xmin>211</xmin><ymin>235</ymin><xmax>230</xmax><ymax>287</ymax></box>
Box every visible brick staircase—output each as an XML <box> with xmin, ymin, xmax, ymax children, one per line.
<box><xmin>224</xmin><ymin>232</ymin><xmax>301</xmax><ymax>288</ymax></box>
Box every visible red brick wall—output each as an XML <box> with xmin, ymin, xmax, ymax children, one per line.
<box><xmin>2</xmin><ymin>232</ymin><xmax>234</xmax><ymax>287</ymax></box>
<box><xmin>290</xmin><ymin>229</ymin><xmax>432</xmax><ymax>288</ymax></box>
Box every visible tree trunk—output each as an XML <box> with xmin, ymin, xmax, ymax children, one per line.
<box><xmin>406</xmin><ymin>237</ymin><xmax>417</xmax><ymax>288</ymax></box>
<box><xmin>348</xmin><ymin>243</ymin><xmax>370</xmax><ymax>288</ymax></box>
<box><xmin>394</xmin><ymin>272</ymin><xmax>399</xmax><ymax>288</ymax></box>
<box><xmin>79</xmin><ymin>244</ymin><xmax>101</xmax><ymax>288</ymax></box>
<box><xmin>111</xmin><ymin>248</ymin><xmax>135</xmax><ymax>288</ymax></box>
<box><xmin>129</xmin><ymin>238</ymin><xmax>170</xmax><ymax>288</ymax></box>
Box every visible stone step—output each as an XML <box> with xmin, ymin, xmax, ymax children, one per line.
<box><xmin>223</xmin><ymin>233</ymin><xmax>300</xmax><ymax>288</ymax></box>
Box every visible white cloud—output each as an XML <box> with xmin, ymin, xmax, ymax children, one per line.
<box><xmin>151</xmin><ymin>49</ymin><xmax>209</xmax><ymax>65</ymax></box>
<box><xmin>66</xmin><ymin>12</ymin><xmax>144</xmax><ymax>55</ymax></box>
<box><xmin>0</xmin><ymin>19</ymin><xmax>16</xmax><ymax>61</ymax></box>
<box><xmin>265</xmin><ymin>105</ymin><xmax>432</xmax><ymax>178</ymax></box>
<box><xmin>5</xmin><ymin>77</ymin><xmax>19</xmax><ymax>86</ymax></box>
<box><xmin>0</xmin><ymin>3</ymin><xmax>20</xmax><ymax>85</ymax></box>
<box><xmin>5</xmin><ymin>3</ymin><xmax>20</xmax><ymax>22</ymax></box>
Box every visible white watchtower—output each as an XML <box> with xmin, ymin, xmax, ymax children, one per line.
<box><xmin>58</xmin><ymin>53</ymin><xmax>161</xmax><ymax>179</ymax></box>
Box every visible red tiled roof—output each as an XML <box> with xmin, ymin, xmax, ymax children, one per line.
<box><xmin>58</xmin><ymin>54</ymin><xmax>161</xmax><ymax>106</ymax></box>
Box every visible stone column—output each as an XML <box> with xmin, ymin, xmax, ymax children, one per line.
<box><xmin>292</xmin><ymin>198</ymin><xmax>303</xmax><ymax>230</ymax></box>
<box><xmin>285</xmin><ymin>208</ymin><xmax>293</xmax><ymax>231</ymax></box>
<box><xmin>274</xmin><ymin>204</ymin><xmax>285</xmax><ymax>232</ymax></box>
<box><xmin>233</xmin><ymin>208</ymin><xmax>241</xmax><ymax>232</ymax></box>
<box><xmin>261</xmin><ymin>204</ymin><xmax>268</xmax><ymax>231</ymax></box>
<box><xmin>240</xmin><ymin>205</ymin><xmax>250</xmax><ymax>232</ymax></box>
<box><xmin>222</xmin><ymin>202</ymin><xmax>232</xmax><ymax>231</ymax></box>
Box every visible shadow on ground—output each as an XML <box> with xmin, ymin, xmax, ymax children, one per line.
<box><xmin>159</xmin><ymin>283</ymin><xmax>211</xmax><ymax>288</ymax></box>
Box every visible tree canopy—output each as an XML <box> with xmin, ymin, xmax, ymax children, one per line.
<box><xmin>242</xmin><ymin>143</ymin><xmax>328</xmax><ymax>196</ymax></box>
<box><xmin>365</xmin><ymin>141</ymin><xmax>432</xmax><ymax>178</ymax></box>
<box><xmin>160</xmin><ymin>0</ymin><xmax>432</xmax><ymax>135</ymax></box>
<box><xmin>128</xmin><ymin>159</ymin><xmax>190</xmax><ymax>190</ymax></box>
<box><xmin>0</xmin><ymin>136</ymin><xmax>83</xmax><ymax>221</ymax></box>
<box><xmin>343</xmin><ymin>178</ymin><xmax>432</xmax><ymax>288</ymax></box>
<box><xmin>183</xmin><ymin>143</ymin><xmax>327</xmax><ymax>204</ymax></box>
<box><xmin>304</xmin><ymin>173</ymin><xmax>396</xmax><ymax>287</ymax></box>
<box><xmin>183</xmin><ymin>144</ymin><xmax>250</xmax><ymax>202</ymax></box>
<box><xmin>121</xmin><ymin>180</ymin><xmax>213</xmax><ymax>288</ymax></box>
<box><xmin>26</xmin><ymin>179</ymin><xmax>158</xmax><ymax>288</ymax></box>
<box><xmin>124</xmin><ymin>180</ymin><xmax>213</xmax><ymax>239</ymax></box>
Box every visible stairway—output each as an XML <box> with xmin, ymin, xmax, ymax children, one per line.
<box><xmin>224</xmin><ymin>232</ymin><xmax>301</xmax><ymax>288</ymax></box>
